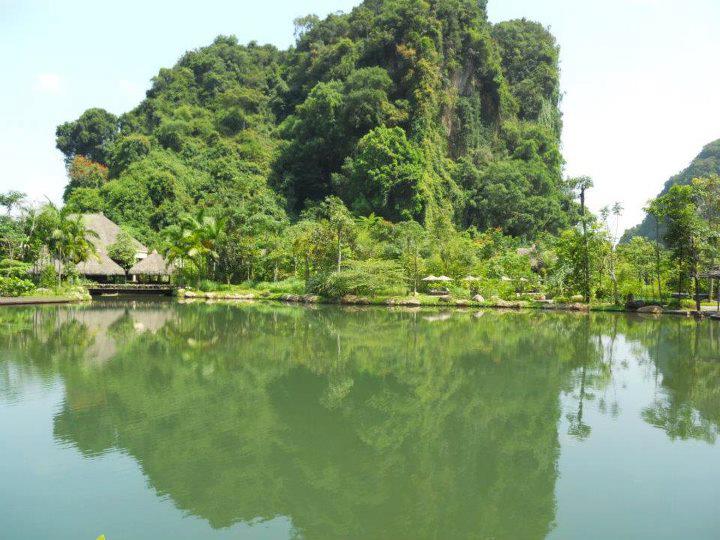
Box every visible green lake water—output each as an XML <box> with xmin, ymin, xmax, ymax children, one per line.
<box><xmin>1</xmin><ymin>301</ymin><xmax>719</xmax><ymax>539</ymax></box>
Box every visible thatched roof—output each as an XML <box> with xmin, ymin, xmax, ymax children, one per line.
<box><xmin>128</xmin><ymin>250</ymin><xmax>173</xmax><ymax>276</ymax></box>
<box><xmin>74</xmin><ymin>213</ymin><xmax>147</xmax><ymax>256</ymax></box>
<box><xmin>701</xmin><ymin>268</ymin><xmax>720</xmax><ymax>279</ymax></box>
<box><xmin>30</xmin><ymin>214</ymin><xmax>147</xmax><ymax>278</ymax></box>
<box><xmin>30</xmin><ymin>250</ymin><xmax>125</xmax><ymax>277</ymax></box>
<box><xmin>422</xmin><ymin>275</ymin><xmax>453</xmax><ymax>282</ymax></box>
<box><xmin>76</xmin><ymin>252</ymin><xmax>126</xmax><ymax>276</ymax></box>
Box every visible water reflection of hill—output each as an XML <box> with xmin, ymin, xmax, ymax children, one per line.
<box><xmin>1</xmin><ymin>303</ymin><xmax>719</xmax><ymax>538</ymax></box>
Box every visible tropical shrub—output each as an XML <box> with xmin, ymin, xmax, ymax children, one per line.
<box><xmin>38</xmin><ymin>265</ymin><xmax>58</xmax><ymax>288</ymax></box>
<box><xmin>198</xmin><ymin>279</ymin><xmax>221</xmax><ymax>292</ymax></box>
<box><xmin>107</xmin><ymin>230</ymin><xmax>138</xmax><ymax>270</ymax></box>
<box><xmin>0</xmin><ymin>259</ymin><xmax>31</xmax><ymax>278</ymax></box>
<box><xmin>0</xmin><ymin>276</ymin><xmax>36</xmax><ymax>296</ymax></box>
<box><xmin>254</xmin><ymin>278</ymin><xmax>305</xmax><ymax>295</ymax></box>
<box><xmin>667</xmin><ymin>298</ymin><xmax>697</xmax><ymax>310</ymax></box>
<box><xmin>311</xmin><ymin>259</ymin><xmax>406</xmax><ymax>298</ymax></box>
<box><xmin>472</xmin><ymin>277</ymin><xmax>516</xmax><ymax>300</ymax></box>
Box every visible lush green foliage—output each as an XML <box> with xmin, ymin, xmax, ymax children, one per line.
<box><xmin>0</xmin><ymin>1</ymin><xmax>704</xmax><ymax>305</ymax></box>
<box><xmin>162</xmin><ymin>209</ymin><xmax>225</xmax><ymax>285</ymax></box>
<box><xmin>625</xmin><ymin>138</ymin><xmax>720</xmax><ymax>241</ymax></box>
<box><xmin>0</xmin><ymin>259</ymin><xmax>31</xmax><ymax>278</ymax></box>
<box><xmin>54</xmin><ymin>0</ymin><xmax>576</xmax><ymax>247</ymax></box>
<box><xmin>643</xmin><ymin>177</ymin><xmax>720</xmax><ymax>308</ymax></box>
<box><xmin>44</xmin><ymin>205</ymin><xmax>99</xmax><ymax>284</ymax></box>
<box><xmin>310</xmin><ymin>259</ymin><xmax>406</xmax><ymax>297</ymax></box>
<box><xmin>0</xmin><ymin>276</ymin><xmax>35</xmax><ymax>296</ymax></box>
<box><xmin>107</xmin><ymin>230</ymin><xmax>138</xmax><ymax>270</ymax></box>
<box><xmin>1</xmin><ymin>200</ymin><xmax>100</xmax><ymax>291</ymax></box>
<box><xmin>56</xmin><ymin>108</ymin><xmax>118</xmax><ymax>165</ymax></box>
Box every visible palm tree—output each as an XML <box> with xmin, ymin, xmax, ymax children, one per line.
<box><xmin>0</xmin><ymin>190</ymin><xmax>25</xmax><ymax>216</ymax></box>
<box><xmin>45</xmin><ymin>205</ymin><xmax>98</xmax><ymax>286</ymax></box>
<box><xmin>162</xmin><ymin>209</ymin><xmax>226</xmax><ymax>285</ymax></box>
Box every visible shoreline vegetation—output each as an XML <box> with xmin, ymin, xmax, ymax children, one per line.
<box><xmin>0</xmin><ymin>283</ymin><xmax>716</xmax><ymax>318</ymax></box>
<box><xmin>175</xmin><ymin>287</ymin><xmax>719</xmax><ymax>318</ymax></box>
<box><xmin>2</xmin><ymin>1</ymin><xmax>720</xmax><ymax>317</ymax></box>
<box><xmin>0</xmin><ymin>285</ymin><xmax>91</xmax><ymax>306</ymax></box>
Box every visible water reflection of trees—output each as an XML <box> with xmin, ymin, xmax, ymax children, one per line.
<box><xmin>628</xmin><ymin>317</ymin><xmax>720</xmax><ymax>443</ymax></box>
<box><xmin>1</xmin><ymin>304</ymin><xmax>719</xmax><ymax>537</ymax></box>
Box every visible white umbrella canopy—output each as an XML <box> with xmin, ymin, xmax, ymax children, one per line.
<box><xmin>462</xmin><ymin>275</ymin><xmax>480</xmax><ymax>281</ymax></box>
<box><xmin>436</xmin><ymin>276</ymin><xmax>453</xmax><ymax>282</ymax></box>
<box><xmin>422</xmin><ymin>275</ymin><xmax>439</xmax><ymax>281</ymax></box>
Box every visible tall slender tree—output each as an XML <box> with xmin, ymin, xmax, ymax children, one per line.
<box><xmin>572</xmin><ymin>176</ymin><xmax>594</xmax><ymax>302</ymax></box>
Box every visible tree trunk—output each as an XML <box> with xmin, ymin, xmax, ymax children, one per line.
<box><xmin>57</xmin><ymin>248</ymin><xmax>63</xmax><ymax>288</ymax></box>
<box><xmin>581</xmin><ymin>188</ymin><xmax>590</xmax><ymax>302</ymax></box>
<box><xmin>678</xmin><ymin>245</ymin><xmax>685</xmax><ymax>296</ymax></box>
<box><xmin>609</xmin><ymin>247</ymin><xmax>618</xmax><ymax>304</ymax></box>
<box><xmin>654</xmin><ymin>216</ymin><xmax>663</xmax><ymax>300</ymax></box>
<box><xmin>413</xmin><ymin>252</ymin><xmax>418</xmax><ymax>296</ymax></box>
<box><xmin>709</xmin><ymin>262</ymin><xmax>715</xmax><ymax>300</ymax></box>
<box><xmin>337</xmin><ymin>231</ymin><xmax>342</xmax><ymax>272</ymax></box>
<box><xmin>692</xmin><ymin>237</ymin><xmax>701</xmax><ymax>312</ymax></box>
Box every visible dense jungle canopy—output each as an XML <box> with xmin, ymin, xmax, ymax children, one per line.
<box><xmin>55</xmin><ymin>0</ymin><xmax>576</xmax><ymax>246</ymax></box>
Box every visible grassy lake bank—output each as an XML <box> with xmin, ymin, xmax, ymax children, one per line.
<box><xmin>176</xmin><ymin>287</ymin><xmax>715</xmax><ymax>317</ymax></box>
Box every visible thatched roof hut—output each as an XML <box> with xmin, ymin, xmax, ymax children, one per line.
<box><xmin>422</xmin><ymin>275</ymin><xmax>453</xmax><ymax>282</ymax></box>
<box><xmin>76</xmin><ymin>213</ymin><xmax>147</xmax><ymax>258</ymax></box>
<box><xmin>30</xmin><ymin>250</ymin><xmax>125</xmax><ymax>278</ymax></box>
<box><xmin>31</xmin><ymin>214</ymin><xmax>147</xmax><ymax>280</ymax></box>
<box><xmin>128</xmin><ymin>250</ymin><xmax>173</xmax><ymax>277</ymax></box>
<box><xmin>76</xmin><ymin>252</ymin><xmax>126</xmax><ymax>277</ymax></box>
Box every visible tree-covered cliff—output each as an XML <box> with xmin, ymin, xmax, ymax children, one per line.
<box><xmin>623</xmin><ymin>138</ymin><xmax>720</xmax><ymax>242</ymax></box>
<box><xmin>55</xmin><ymin>0</ymin><xmax>574</xmax><ymax>245</ymax></box>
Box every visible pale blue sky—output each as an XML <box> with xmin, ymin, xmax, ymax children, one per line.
<box><xmin>1</xmin><ymin>0</ymin><xmax>719</xmax><ymax>231</ymax></box>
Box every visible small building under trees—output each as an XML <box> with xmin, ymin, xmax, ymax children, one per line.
<box><xmin>75</xmin><ymin>252</ymin><xmax>126</xmax><ymax>282</ymax></box>
<box><xmin>78</xmin><ymin>213</ymin><xmax>147</xmax><ymax>264</ymax></box>
<box><xmin>74</xmin><ymin>213</ymin><xmax>148</xmax><ymax>282</ymax></box>
<box><xmin>128</xmin><ymin>250</ymin><xmax>174</xmax><ymax>283</ymax></box>
<box><xmin>33</xmin><ymin>213</ymin><xmax>153</xmax><ymax>283</ymax></box>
